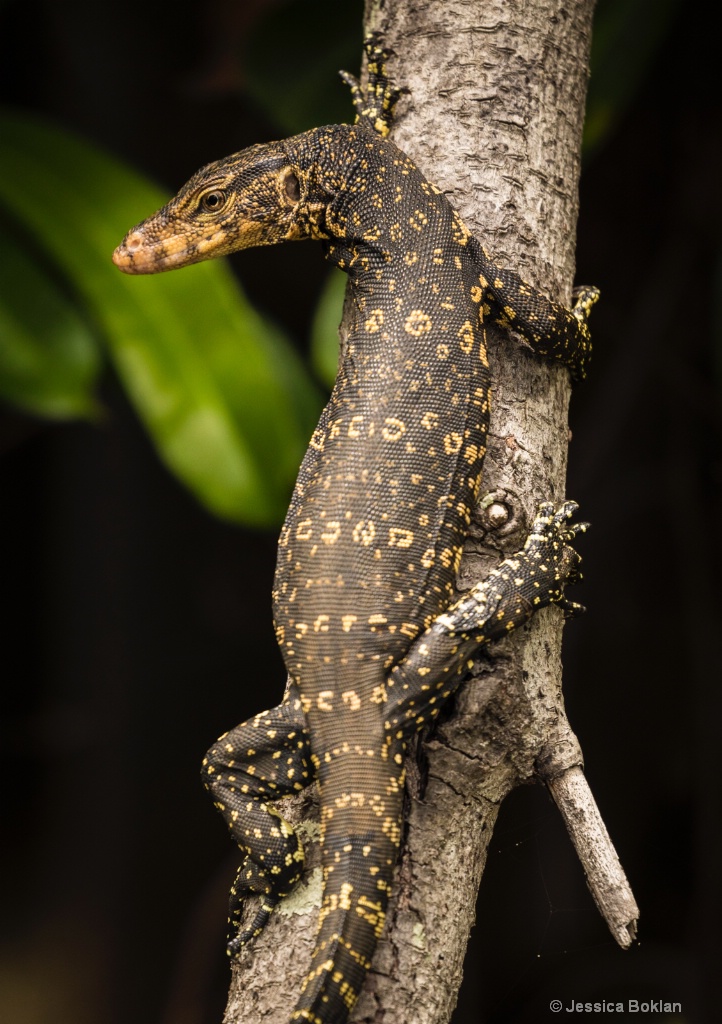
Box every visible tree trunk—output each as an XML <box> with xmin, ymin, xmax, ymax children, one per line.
<box><xmin>221</xmin><ymin>3</ymin><xmax>635</xmax><ymax>1023</ymax></box>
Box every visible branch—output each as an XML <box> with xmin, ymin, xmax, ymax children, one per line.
<box><xmin>544</xmin><ymin>765</ymin><xmax>639</xmax><ymax>948</ymax></box>
<box><xmin>221</xmin><ymin>2</ymin><xmax>638</xmax><ymax>1022</ymax></box>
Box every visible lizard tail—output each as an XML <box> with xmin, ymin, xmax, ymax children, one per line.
<box><xmin>290</xmin><ymin>824</ymin><xmax>400</xmax><ymax>1024</ymax></box>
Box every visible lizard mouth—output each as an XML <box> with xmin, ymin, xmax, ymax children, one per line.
<box><xmin>112</xmin><ymin>220</ymin><xmax>273</xmax><ymax>274</ymax></box>
<box><xmin>112</xmin><ymin>229</ymin><xmax>211</xmax><ymax>275</ymax></box>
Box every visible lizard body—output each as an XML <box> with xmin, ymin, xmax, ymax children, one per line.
<box><xmin>114</xmin><ymin>40</ymin><xmax>597</xmax><ymax>1024</ymax></box>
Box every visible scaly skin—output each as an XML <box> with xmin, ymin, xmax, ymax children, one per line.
<box><xmin>113</xmin><ymin>39</ymin><xmax>596</xmax><ymax>1024</ymax></box>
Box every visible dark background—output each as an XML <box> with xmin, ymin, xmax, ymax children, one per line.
<box><xmin>1</xmin><ymin>2</ymin><xmax>720</xmax><ymax>1023</ymax></box>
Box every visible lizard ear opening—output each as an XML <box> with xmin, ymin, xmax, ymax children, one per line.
<box><xmin>282</xmin><ymin>170</ymin><xmax>301</xmax><ymax>204</ymax></box>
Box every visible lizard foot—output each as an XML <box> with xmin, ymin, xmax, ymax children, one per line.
<box><xmin>226</xmin><ymin>846</ymin><xmax>301</xmax><ymax>956</ymax></box>
<box><xmin>572</xmin><ymin>285</ymin><xmax>601</xmax><ymax>326</ymax></box>
<box><xmin>519</xmin><ymin>500</ymin><xmax>589</xmax><ymax>617</ymax></box>
<box><xmin>226</xmin><ymin>857</ymin><xmax>279</xmax><ymax>955</ymax></box>
<box><xmin>339</xmin><ymin>34</ymin><xmax>406</xmax><ymax>138</ymax></box>
<box><xmin>436</xmin><ymin>499</ymin><xmax>589</xmax><ymax>635</ymax></box>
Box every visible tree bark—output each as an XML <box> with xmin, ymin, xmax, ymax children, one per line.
<box><xmin>221</xmin><ymin>3</ymin><xmax>637</xmax><ymax>1022</ymax></box>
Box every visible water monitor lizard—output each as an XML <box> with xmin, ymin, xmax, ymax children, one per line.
<box><xmin>114</xmin><ymin>37</ymin><xmax>597</xmax><ymax>1024</ymax></box>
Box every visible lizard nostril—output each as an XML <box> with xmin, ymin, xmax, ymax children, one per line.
<box><xmin>125</xmin><ymin>232</ymin><xmax>143</xmax><ymax>252</ymax></box>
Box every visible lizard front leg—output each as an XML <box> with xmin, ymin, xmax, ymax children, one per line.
<box><xmin>202</xmin><ymin>684</ymin><xmax>312</xmax><ymax>953</ymax></box>
<box><xmin>339</xmin><ymin>38</ymin><xmax>598</xmax><ymax>385</ymax></box>
<box><xmin>384</xmin><ymin>501</ymin><xmax>587</xmax><ymax>736</ymax></box>
<box><xmin>470</xmin><ymin>236</ymin><xmax>599</xmax><ymax>381</ymax></box>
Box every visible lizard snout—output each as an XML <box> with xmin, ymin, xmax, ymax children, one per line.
<box><xmin>112</xmin><ymin>232</ymin><xmax>147</xmax><ymax>273</ymax></box>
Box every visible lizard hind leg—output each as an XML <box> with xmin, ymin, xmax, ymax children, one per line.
<box><xmin>202</xmin><ymin>685</ymin><xmax>313</xmax><ymax>955</ymax></box>
<box><xmin>384</xmin><ymin>501</ymin><xmax>589</xmax><ymax>737</ymax></box>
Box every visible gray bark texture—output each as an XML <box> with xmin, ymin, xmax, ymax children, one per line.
<box><xmin>222</xmin><ymin>2</ymin><xmax>637</xmax><ymax>1022</ymax></box>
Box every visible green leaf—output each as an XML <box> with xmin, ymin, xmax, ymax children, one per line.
<box><xmin>310</xmin><ymin>268</ymin><xmax>346</xmax><ymax>390</ymax></box>
<box><xmin>0</xmin><ymin>109</ymin><xmax>323</xmax><ymax>525</ymax></box>
<box><xmin>0</xmin><ymin>222</ymin><xmax>101</xmax><ymax>419</ymax></box>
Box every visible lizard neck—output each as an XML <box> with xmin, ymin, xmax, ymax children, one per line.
<box><xmin>285</xmin><ymin>124</ymin><xmax>441</xmax><ymax>276</ymax></box>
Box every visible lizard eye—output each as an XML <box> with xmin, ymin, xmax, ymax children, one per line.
<box><xmin>283</xmin><ymin>171</ymin><xmax>301</xmax><ymax>204</ymax></box>
<box><xmin>200</xmin><ymin>189</ymin><xmax>226</xmax><ymax>212</ymax></box>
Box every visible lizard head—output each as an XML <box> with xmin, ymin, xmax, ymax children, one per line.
<box><xmin>113</xmin><ymin>142</ymin><xmax>308</xmax><ymax>274</ymax></box>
